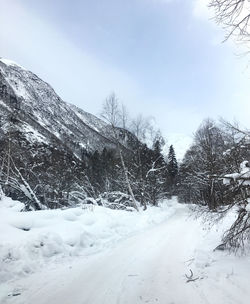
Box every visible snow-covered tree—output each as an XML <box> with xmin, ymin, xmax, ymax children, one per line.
<box><xmin>101</xmin><ymin>93</ymin><xmax>139</xmax><ymax>211</ymax></box>
<box><xmin>144</xmin><ymin>136</ymin><xmax>167</xmax><ymax>206</ymax></box>
<box><xmin>178</xmin><ymin>119</ymin><xmax>227</xmax><ymax>209</ymax></box>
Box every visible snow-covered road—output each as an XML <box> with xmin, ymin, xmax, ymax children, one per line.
<box><xmin>4</xmin><ymin>202</ymin><xmax>250</xmax><ymax>304</ymax></box>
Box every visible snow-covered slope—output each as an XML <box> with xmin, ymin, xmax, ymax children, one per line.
<box><xmin>0</xmin><ymin>58</ymin><xmax>118</xmax><ymax>156</ymax></box>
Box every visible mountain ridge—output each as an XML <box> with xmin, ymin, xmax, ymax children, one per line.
<box><xmin>0</xmin><ymin>57</ymin><xmax>124</xmax><ymax>158</ymax></box>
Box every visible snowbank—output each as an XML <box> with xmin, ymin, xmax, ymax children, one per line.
<box><xmin>188</xmin><ymin>211</ymin><xmax>250</xmax><ymax>304</ymax></box>
<box><xmin>1</xmin><ymin>197</ymin><xmax>250</xmax><ymax>304</ymax></box>
<box><xmin>0</xmin><ymin>196</ymin><xmax>176</xmax><ymax>285</ymax></box>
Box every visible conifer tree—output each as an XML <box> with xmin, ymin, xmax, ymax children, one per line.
<box><xmin>167</xmin><ymin>145</ymin><xmax>178</xmax><ymax>180</ymax></box>
<box><xmin>145</xmin><ymin>137</ymin><xmax>166</xmax><ymax>205</ymax></box>
<box><xmin>167</xmin><ymin>145</ymin><xmax>178</xmax><ymax>195</ymax></box>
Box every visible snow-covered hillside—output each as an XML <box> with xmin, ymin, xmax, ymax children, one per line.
<box><xmin>0</xmin><ymin>58</ymin><xmax>145</xmax><ymax>209</ymax></box>
<box><xmin>0</xmin><ymin>57</ymin><xmax>120</xmax><ymax>156</ymax></box>
<box><xmin>1</xmin><ymin>196</ymin><xmax>250</xmax><ymax>304</ymax></box>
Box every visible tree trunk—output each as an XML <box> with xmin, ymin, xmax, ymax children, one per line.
<box><xmin>119</xmin><ymin>150</ymin><xmax>139</xmax><ymax>211</ymax></box>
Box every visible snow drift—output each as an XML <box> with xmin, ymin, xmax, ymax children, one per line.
<box><xmin>0</xmin><ymin>196</ymin><xmax>176</xmax><ymax>286</ymax></box>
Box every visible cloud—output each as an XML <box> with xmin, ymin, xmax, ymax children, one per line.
<box><xmin>150</xmin><ymin>0</ymin><xmax>175</xmax><ymax>3</ymax></box>
<box><xmin>1</xmin><ymin>0</ymin><xmax>249</xmax><ymax>138</ymax></box>
<box><xmin>0</xmin><ymin>0</ymin><xmax>146</xmax><ymax>116</ymax></box>
<box><xmin>192</xmin><ymin>0</ymin><xmax>212</xmax><ymax>20</ymax></box>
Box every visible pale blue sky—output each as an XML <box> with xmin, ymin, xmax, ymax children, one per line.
<box><xmin>0</xmin><ymin>0</ymin><xmax>250</xmax><ymax>142</ymax></box>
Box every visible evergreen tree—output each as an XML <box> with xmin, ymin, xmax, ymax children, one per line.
<box><xmin>166</xmin><ymin>145</ymin><xmax>178</xmax><ymax>196</ymax></box>
<box><xmin>89</xmin><ymin>150</ymin><xmax>103</xmax><ymax>193</ymax></box>
<box><xmin>145</xmin><ymin>137</ymin><xmax>166</xmax><ymax>205</ymax></box>
<box><xmin>167</xmin><ymin>145</ymin><xmax>178</xmax><ymax>181</ymax></box>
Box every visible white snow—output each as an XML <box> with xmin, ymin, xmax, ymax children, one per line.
<box><xmin>223</xmin><ymin>161</ymin><xmax>250</xmax><ymax>186</ymax></box>
<box><xmin>0</xmin><ymin>196</ymin><xmax>175</xmax><ymax>298</ymax></box>
<box><xmin>1</xmin><ymin>71</ymin><xmax>30</xmax><ymax>101</ymax></box>
<box><xmin>0</xmin><ymin>58</ymin><xmax>26</xmax><ymax>70</ymax></box>
<box><xmin>0</xmin><ymin>100</ymin><xmax>12</xmax><ymax>111</ymax></box>
<box><xmin>246</xmin><ymin>200</ymin><xmax>250</xmax><ymax>212</ymax></box>
<box><xmin>22</xmin><ymin>123</ymin><xmax>47</xmax><ymax>144</ymax></box>
<box><xmin>79</xmin><ymin>142</ymin><xmax>87</xmax><ymax>149</ymax></box>
<box><xmin>0</xmin><ymin>196</ymin><xmax>250</xmax><ymax>304</ymax></box>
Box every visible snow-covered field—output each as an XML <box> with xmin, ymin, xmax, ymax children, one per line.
<box><xmin>1</xmin><ymin>196</ymin><xmax>250</xmax><ymax>304</ymax></box>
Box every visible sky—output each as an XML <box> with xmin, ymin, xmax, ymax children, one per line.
<box><xmin>0</xmin><ymin>0</ymin><xmax>250</xmax><ymax>155</ymax></box>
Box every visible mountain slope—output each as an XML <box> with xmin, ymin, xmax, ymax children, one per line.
<box><xmin>0</xmin><ymin>58</ymin><xmax>140</xmax><ymax>208</ymax></box>
<box><xmin>0</xmin><ymin>58</ymin><xmax>120</xmax><ymax>157</ymax></box>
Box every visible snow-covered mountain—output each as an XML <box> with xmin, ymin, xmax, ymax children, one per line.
<box><xmin>0</xmin><ymin>58</ymin><xmax>142</xmax><ymax>208</ymax></box>
<box><xmin>0</xmin><ymin>58</ymin><xmax>180</xmax><ymax>210</ymax></box>
<box><xmin>0</xmin><ymin>58</ymin><xmax>123</xmax><ymax>157</ymax></box>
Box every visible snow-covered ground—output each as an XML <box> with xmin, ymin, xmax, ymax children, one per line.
<box><xmin>1</xmin><ymin>196</ymin><xmax>250</xmax><ymax>304</ymax></box>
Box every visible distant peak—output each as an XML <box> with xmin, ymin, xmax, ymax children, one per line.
<box><xmin>0</xmin><ymin>57</ymin><xmax>26</xmax><ymax>70</ymax></box>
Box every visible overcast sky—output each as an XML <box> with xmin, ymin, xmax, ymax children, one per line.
<box><xmin>0</xmin><ymin>0</ymin><xmax>250</xmax><ymax>146</ymax></box>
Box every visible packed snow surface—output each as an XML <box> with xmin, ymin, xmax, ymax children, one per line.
<box><xmin>1</xmin><ymin>197</ymin><xmax>250</xmax><ymax>304</ymax></box>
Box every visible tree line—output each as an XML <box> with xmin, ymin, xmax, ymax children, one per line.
<box><xmin>87</xmin><ymin>92</ymin><xmax>179</xmax><ymax>209</ymax></box>
<box><xmin>0</xmin><ymin>93</ymin><xmax>179</xmax><ymax>210</ymax></box>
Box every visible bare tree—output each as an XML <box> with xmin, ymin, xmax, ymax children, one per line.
<box><xmin>101</xmin><ymin>92</ymin><xmax>120</xmax><ymax>128</ymax></box>
<box><xmin>214</xmin><ymin>123</ymin><xmax>250</xmax><ymax>250</ymax></box>
<box><xmin>130</xmin><ymin>114</ymin><xmax>154</xmax><ymax>143</ymax></box>
<box><xmin>178</xmin><ymin>118</ymin><xmax>250</xmax><ymax>250</ymax></box>
<box><xmin>178</xmin><ymin>119</ymin><xmax>227</xmax><ymax>208</ymax></box>
<box><xmin>0</xmin><ymin>111</ymin><xmax>46</xmax><ymax>210</ymax></box>
<box><xmin>120</xmin><ymin>103</ymin><xmax>129</xmax><ymax>129</ymax></box>
<box><xmin>209</xmin><ymin>0</ymin><xmax>250</xmax><ymax>42</ymax></box>
<box><xmin>0</xmin><ymin>152</ymin><xmax>46</xmax><ymax>210</ymax></box>
<box><xmin>219</xmin><ymin>160</ymin><xmax>250</xmax><ymax>250</ymax></box>
<box><xmin>101</xmin><ymin>93</ymin><xmax>139</xmax><ymax>211</ymax></box>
